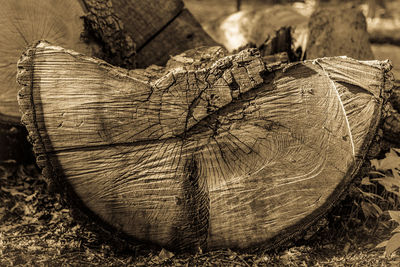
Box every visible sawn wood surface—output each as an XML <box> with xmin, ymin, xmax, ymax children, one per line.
<box><xmin>17</xmin><ymin>42</ymin><xmax>393</xmax><ymax>251</ymax></box>
<box><xmin>0</xmin><ymin>0</ymin><xmax>216</xmax><ymax>124</ymax></box>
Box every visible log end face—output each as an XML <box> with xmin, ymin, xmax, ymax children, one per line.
<box><xmin>14</xmin><ymin>41</ymin><xmax>394</xmax><ymax>252</ymax></box>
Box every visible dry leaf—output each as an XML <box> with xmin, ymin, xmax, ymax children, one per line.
<box><xmin>372</xmin><ymin>176</ymin><xmax>400</xmax><ymax>197</ymax></box>
<box><xmin>158</xmin><ymin>248</ymin><xmax>174</xmax><ymax>262</ymax></box>
<box><xmin>389</xmin><ymin>210</ymin><xmax>400</xmax><ymax>224</ymax></box>
<box><xmin>1</xmin><ymin>186</ymin><xmax>28</xmax><ymax>197</ymax></box>
<box><xmin>361</xmin><ymin>177</ymin><xmax>374</xmax><ymax>186</ymax></box>
<box><xmin>370</xmin><ymin>148</ymin><xmax>400</xmax><ymax>172</ymax></box>
<box><xmin>385</xmin><ymin>232</ymin><xmax>400</xmax><ymax>257</ymax></box>
<box><xmin>376</xmin><ymin>240</ymin><xmax>388</xmax><ymax>248</ymax></box>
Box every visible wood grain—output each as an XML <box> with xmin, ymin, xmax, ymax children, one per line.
<box><xmin>17</xmin><ymin>42</ymin><xmax>392</xmax><ymax>250</ymax></box>
<box><xmin>111</xmin><ymin>0</ymin><xmax>183</xmax><ymax>50</ymax></box>
<box><xmin>0</xmin><ymin>0</ymin><xmax>216</xmax><ymax>122</ymax></box>
<box><xmin>0</xmin><ymin>0</ymin><xmax>93</xmax><ymax>120</ymax></box>
<box><xmin>135</xmin><ymin>9</ymin><xmax>219</xmax><ymax>67</ymax></box>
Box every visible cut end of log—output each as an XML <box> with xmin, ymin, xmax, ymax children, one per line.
<box><xmin>0</xmin><ymin>0</ymin><xmax>97</xmax><ymax>121</ymax></box>
<box><xmin>17</xmin><ymin>42</ymin><xmax>393</xmax><ymax>251</ymax></box>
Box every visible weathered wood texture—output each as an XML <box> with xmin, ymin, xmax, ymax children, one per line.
<box><xmin>112</xmin><ymin>0</ymin><xmax>183</xmax><ymax>49</ymax></box>
<box><xmin>0</xmin><ymin>0</ymin><xmax>95</xmax><ymax>121</ymax></box>
<box><xmin>0</xmin><ymin>0</ymin><xmax>216</xmax><ymax>162</ymax></box>
<box><xmin>17</xmin><ymin>42</ymin><xmax>393</xmax><ymax>251</ymax></box>
<box><xmin>306</xmin><ymin>5</ymin><xmax>374</xmax><ymax>60</ymax></box>
<box><xmin>111</xmin><ymin>0</ymin><xmax>217</xmax><ymax>67</ymax></box>
<box><xmin>134</xmin><ymin>8</ymin><xmax>219</xmax><ymax>68</ymax></box>
<box><xmin>81</xmin><ymin>0</ymin><xmax>136</xmax><ymax>68</ymax></box>
<box><xmin>304</xmin><ymin>6</ymin><xmax>400</xmax><ymax>146</ymax></box>
<box><xmin>0</xmin><ymin>0</ymin><xmax>135</xmax><ymax>162</ymax></box>
<box><xmin>0</xmin><ymin>0</ymin><xmax>216</xmax><ymax>123</ymax></box>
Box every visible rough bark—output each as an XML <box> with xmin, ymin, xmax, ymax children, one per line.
<box><xmin>83</xmin><ymin>0</ymin><xmax>218</xmax><ymax>67</ymax></box>
<box><xmin>258</xmin><ymin>27</ymin><xmax>296</xmax><ymax>61</ymax></box>
<box><xmin>81</xmin><ymin>0</ymin><xmax>136</xmax><ymax>69</ymax></box>
<box><xmin>306</xmin><ymin>5</ymin><xmax>374</xmax><ymax>60</ymax></box>
<box><xmin>17</xmin><ymin>41</ymin><xmax>393</xmax><ymax>251</ymax></box>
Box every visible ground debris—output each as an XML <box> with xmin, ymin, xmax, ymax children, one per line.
<box><xmin>0</xmin><ymin>160</ymin><xmax>399</xmax><ymax>266</ymax></box>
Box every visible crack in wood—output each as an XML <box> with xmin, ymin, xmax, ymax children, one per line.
<box><xmin>16</xmin><ymin>42</ymin><xmax>393</xmax><ymax>251</ymax></box>
<box><xmin>314</xmin><ymin>60</ymin><xmax>356</xmax><ymax>156</ymax></box>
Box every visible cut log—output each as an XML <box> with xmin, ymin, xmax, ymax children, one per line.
<box><xmin>134</xmin><ymin>8</ymin><xmax>219</xmax><ymax>67</ymax></box>
<box><xmin>109</xmin><ymin>0</ymin><xmax>218</xmax><ymax>67</ymax></box>
<box><xmin>0</xmin><ymin>0</ymin><xmax>216</xmax><ymax>161</ymax></box>
<box><xmin>0</xmin><ymin>0</ymin><xmax>134</xmax><ymax>161</ymax></box>
<box><xmin>258</xmin><ymin>27</ymin><xmax>296</xmax><ymax>61</ymax></box>
<box><xmin>0</xmin><ymin>0</ymin><xmax>215</xmax><ymax>122</ymax></box>
<box><xmin>17</xmin><ymin>41</ymin><xmax>393</xmax><ymax>251</ymax></box>
<box><xmin>306</xmin><ymin>5</ymin><xmax>374</xmax><ymax>60</ymax></box>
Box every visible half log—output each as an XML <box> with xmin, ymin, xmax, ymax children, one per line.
<box><xmin>17</xmin><ymin>41</ymin><xmax>393</xmax><ymax>251</ymax></box>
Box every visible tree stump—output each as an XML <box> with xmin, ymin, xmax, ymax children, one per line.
<box><xmin>17</xmin><ymin>41</ymin><xmax>394</xmax><ymax>251</ymax></box>
<box><xmin>0</xmin><ymin>0</ymin><xmax>216</xmax><ymax>161</ymax></box>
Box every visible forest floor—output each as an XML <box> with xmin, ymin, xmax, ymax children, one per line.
<box><xmin>0</xmin><ymin>161</ymin><xmax>399</xmax><ymax>266</ymax></box>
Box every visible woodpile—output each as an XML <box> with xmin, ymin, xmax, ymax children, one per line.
<box><xmin>17</xmin><ymin>41</ymin><xmax>394</xmax><ymax>250</ymax></box>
